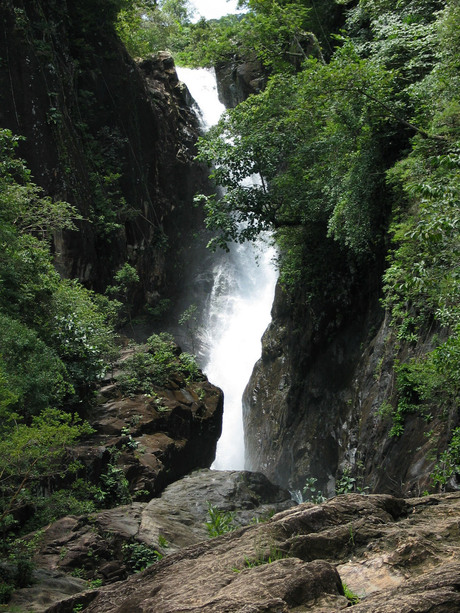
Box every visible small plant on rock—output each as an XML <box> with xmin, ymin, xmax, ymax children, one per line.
<box><xmin>335</xmin><ymin>468</ymin><xmax>356</xmax><ymax>495</ymax></box>
<box><xmin>302</xmin><ymin>477</ymin><xmax>326</xmax><ymax>503</ymax></box>
<box><xmin>205</xmin><ymin>502</ymin><xmax>236</xmax><ymax>537</ymax></box>
<box><xmin>122</xmin><ymin>542</ymin><xmax>163</xmax><ymax>573</ymax></box>
<box><xmin>342</xmin><ymin>581</ymin><xmax>360</xmax><ymax>605</ymax></box>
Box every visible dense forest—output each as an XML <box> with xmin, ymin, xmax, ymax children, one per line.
<box><xmin>0</xmin><ymin>0</ymin><xmax>458</xmax><ymax>605</ymax></box>
<box><xmin>127</xmin><ymin>0</ymin><xmax>459</xmax><ymax>491</ymax></box>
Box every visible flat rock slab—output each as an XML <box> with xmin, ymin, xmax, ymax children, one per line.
<box><xmin>44</xmin><ymin>492</ymin><xmax>460</xmax><ymax>612</ymax></box>
<box><xmin>14</xmin><ymin>470</ymin><xmax>292</xmax><ymax>612</ymax></box>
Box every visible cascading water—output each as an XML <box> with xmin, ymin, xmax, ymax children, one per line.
<box><xmin>176</xmin><ymin>66</ymin><xmax>277</xmax><ymax>470</ymax></box>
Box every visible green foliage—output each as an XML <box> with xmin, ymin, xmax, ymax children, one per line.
<box><xmin>0</xmin><ymin>582</ymin><xmax>14</xmax><ymax>604</ymax></box>
<box><xmin>0</xmin><ymin>529</ymin><xmax>40</xmax><ymax>603</ymax></box>
<box><xmin>99</xmin><ymin>461</ymin><xmax>131</xmax><ymax>507</ymax></box>
<box><xmin>342</xmin><ymin>581</ymin><xmax>360</xmax><ymax>605</ymax></box>
<box><xmin>116</xmin><ymin>0</ymin><xmax>194</xmax><ymax>57</ymax></box>
<box><xmin>191</xmin><ymin>0</ymin><xmax>459</xmax><ymax>453</ymax></box>
<box><xmin>335</xmin><ymin>468</ymin><xmax>356</xmax><ymax>494</ymax></box>
<box><xmin>0</xmin><ymin>315</ymin><xmax>70</xmax><ymax>417</ymax></box>
<box><xmin>205</xmin><ymin>502</ymin><xmax>236</xmax><ymax>537</ymax></box>
<box><xmin>234</xmin><ymin>545</ymin><xmax>286</xmax><ymax>572</ymax></box>
<box><xmin>383</xmin><ymin>145</ymin><xmax>460</xmax><ymax>340</ymax></box>
<box><xmin>116</xmin><ymin>0</ymin><xmax>333</xmax><ymax>70</ymax></box>
<box><xmin>106</xmin><ymin>262</ymin><xmax>140</xmax><ymax>324</ymax></box>
<box><xmin>0</xmin><ymin>129</ymin><xmax>118</xmax><ymax>409</ymax></box>
<box><xmin>302</xmin><ymin>477</ymin><xmax>326</xmax><ymax>504</ymax></box>
<box><xmin>122</xmin><ymin>541</ymin><xmax>163</xmax><ymax>572</ymax></box>
<box><xmin>0</xmin><ymin>409</ymin><xmax>93</xmax><ymax>525</ymax></box>
<box><xmin>23</xmin><ymin>489</ymin><xmax>98</xmax><ymax>533</ymax></box>
<box><xmin>117</xmin><ymin>333</ymin><xmax>202</xmax><ymax>395</ymax></box>
<box><xmin>196</xmin><ymin>42</ymin><xmax>396</xmax><ymax>306</ymax></box>
<box><xmin>431</xmin><ymin>427</ymin><xmax>460</xmax><ymax>490</ymax></box>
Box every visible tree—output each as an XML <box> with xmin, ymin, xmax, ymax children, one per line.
<box><xmin>0</xmin><ymin>408</ymin><xmax>93</xmax><ymax>526</ymax></box>
<box><xmin>0</xmin><ymin>129</ymin><xmax>118</xmax><ymax>409</ymax></box>
<box><xmin>196</xmin><ymin>43</ymin><xmax>396</xmax><ymax>276</ymax></box>
<box><xmin>116</xmin><ymin>0</ymin><xmax>193</xmax><ymax>57</ymax></box>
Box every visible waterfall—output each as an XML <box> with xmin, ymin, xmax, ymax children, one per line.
<box><xmin>177</xmin><ymin>66</ymin><xmax>277</xmax><ymax>470</ymax></box>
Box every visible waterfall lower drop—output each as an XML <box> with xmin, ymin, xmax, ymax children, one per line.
<box><xmin>176</xmin><ymin>66</ymin><xmax>277</xmax><ymax>470</ymax></box>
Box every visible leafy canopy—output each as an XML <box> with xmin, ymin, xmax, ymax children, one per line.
<box><xmin>0</xmin><ymin>129</ymin><xmax>118</xmax><ymax>414</ymax></box>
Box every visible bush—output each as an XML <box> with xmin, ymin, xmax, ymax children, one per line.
<box><xmin>0</xmin><ymin>313</ymin><xmax>69</xmax><ymax>417</ymax></box>
<box><xmin>0</xmin><ymin>582</ymin><xmax>14</xmax><ymax>604</ymax></box>
<box><xmin>122</xmin><ymin>542</ymin><xmax>163</xmax><ymax>573</ymax></box>
<box><xmin>117</xmin><ymin>334</ymin><xmax>203</xmax><ymax>395</ymax></box>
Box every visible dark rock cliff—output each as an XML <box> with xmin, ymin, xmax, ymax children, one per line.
<box><xmin>0</xmin><ymin>0</ymin><xmax>209</xmax><ymax>307</ymax></box>
<box><xmin>214</xmin><ymin>56</ymin><xmax>267</xmax><ymax>109</ymax></box>
<box><xmin>243</xmin><ymin>282</ymin><xmax>457</xmax><ymax>498</ymax></box>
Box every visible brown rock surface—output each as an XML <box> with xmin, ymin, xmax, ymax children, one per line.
<box><xmin>74</xmin><ymin>374</ymin><xmax>223</xmax><ymax>499</ymax></box>
<box><xmin>21</xmin><ymin>469</ymin><xmax>293</xmax><ymax>603</ymax></box>
<box><xmin>43</xmin><ymin>492</ymin><xmax>460</xmax><ymax>613</ymax></box>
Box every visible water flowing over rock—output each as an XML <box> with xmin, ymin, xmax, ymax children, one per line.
<box><xmin>175</xmin><ymin>66</ymin><xmax>277</xmax><ymax>471</ymax></box>
<box><xmin>40</xmin><ymin>492</ymin><xmax>460</xmax><ymax>612</ymax></box>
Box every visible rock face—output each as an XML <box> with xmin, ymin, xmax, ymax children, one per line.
<box><xmin>0</xmin><ymin>1</ymin><xmax>209</xmax><ymax>304</ymax></box>
<box><xmin>243</xmin><ymin>283</ymin><xmax>459</xmax><ymax>498</ymax></box>
<box><xmin>6</xmin><ymin>470</ymin><xmax>293</xmax><ymax>611</ymax></box>
<box><xmin>137</xmin><ymin>469</ymin><xmax>295</xmax><ymax>552</ymax></box>
<box><xmin>75</xmin><ymin>373</ymin><xmax>224</xmax><ymax>499</ymax></box>
<box><xmin>43</xmin><ymin>492</ymin><xmax>460</xmax><ymax>612</ymax></box>
<box><xmin>215</xmin><ymin>57</ymin><xmax>267</xmax><ymax>108</ymax></box>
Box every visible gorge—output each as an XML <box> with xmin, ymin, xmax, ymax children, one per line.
<box><xmin>0</xmin><ymin>0</ymin><xmax>458</xmax><ymax>611</ymax></box>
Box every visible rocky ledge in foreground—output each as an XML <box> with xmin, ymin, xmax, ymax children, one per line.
<box><xmin>6</xmin><ymin>470</ymin><xmax>293</xmax><ymax>612</ymax></box>
<box><xmin>45</xmin><ymin>491</ymin><xmax>460</xmax><ymax>612</ymax></box>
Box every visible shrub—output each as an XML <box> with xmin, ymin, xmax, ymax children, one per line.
<box><xmin>117</xmin><ymin>334</ymin><xmax>203</xmax><ymax>395</ymax></box>
<box><xmin>122</xmin><ymin>542</ymin><xmax>163</xmax><ymax>573</ymax></box>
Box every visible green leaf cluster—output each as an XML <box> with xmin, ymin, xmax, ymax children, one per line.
<box><xmin>0</xmin><ymin>408</ymin><xmax>93</xmax><ymax>526</ymax></box>
<box><xmin>122</xmin><ymin>541</ymin><xmax>163</xmax><ymax>572</ymax></box>
<box><xmin>0</xmin><ymin>129</ymin><xmax>118</xmax><ymax>416</ymax></box>
<box><xmin>115</xmin><ymin>0</ymin><xmax>332</xmax><ymax>70</ymax></box>
<box><xmin>197</xmin><ymin>43</ymin><xmax>395</xmax><ymax>307</ymax></box>
<box><xmin>117</xmin><ymin>333</ymin><xmax>203</xmax><ymax>395</ymax></box>
<box><xmin>205</xmin><ymin>502</ymin><xmax>236</xmax><ymax>537</ymax></box>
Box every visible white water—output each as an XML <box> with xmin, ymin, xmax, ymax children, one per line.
<box><xmin>176</xmin><ymin>66</ymin><xmax>277</xmax><ymax>470</ymax></box>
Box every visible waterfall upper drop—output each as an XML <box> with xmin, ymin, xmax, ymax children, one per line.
<box><xmin>176</xmin><ymin>66</ymin><xmax>277</xmax><ymax>470</ymax></box>
<box><xmin>177</xmin><ymin>67</ymin><xmax>226</xmax><ymax>128</ymax></box>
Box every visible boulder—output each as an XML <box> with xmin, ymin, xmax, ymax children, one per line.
<box><xmin>73</xmin><ymin>376</ymin><xmax>223</xmax><ymax>499</ymax></box>
<box><xmin>17</xmin><ymin>469</ymin><xmax>293</xmax><ymax>611</ymax></box>
<box><xmin>42</xmin><ymin>492</ymin><xmax>460</xmax><ymax>612</ymax></box>
<box><xmin>137</xmin><ymin>468</ymin><xmax>295</xmax><ymax>552</ymax></box>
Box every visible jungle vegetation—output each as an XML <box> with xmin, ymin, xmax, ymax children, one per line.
<box><xmin>0</xmin><ymin>0</ymin><xmax>458</xmax><ymax>591</ymax></box>
<box><xmin>117</xmin><ymin>0</ymin><xmax>459</xmax><ymax>473</ymax></box>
